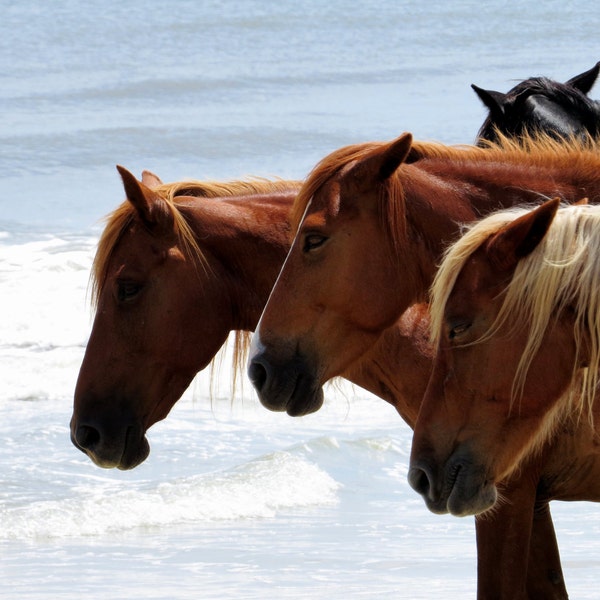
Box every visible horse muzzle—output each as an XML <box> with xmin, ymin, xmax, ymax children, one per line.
<box><xmin>408</xmin><ymin>451</ymin><xmax>498</xmax><ymax>517</ymax></box>
<box><xmin>247</xmin><ymin>334</ymin><xmax>324</xmax><ymax>416</ymax></box>
<box><xmin>70</xmin><ymin>413</ymin><xmax>150</xmax><ymax>470</ymax></box>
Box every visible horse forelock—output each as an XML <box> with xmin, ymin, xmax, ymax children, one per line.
<box><xmin>290</xmin><ymin>141</ymin><xmax>389</xmax><ymax>233</ymax></box>
<box><xmin>509</xmin><ymin>77</ymin><xmax>599</xmax><ymax>115</ymax></box>
<box><xmin>431</xmin><ymin>203</ymin><xmax>600</xmax><ymax>419</ymax></box>
<box><xmin>91</xmin><ymin>202</ymin><xmax>135</xmax><ymax>309</ymax></box>
<box><xmin>290</xmin><ymin>140</ymin><xmax>411</xmax><ymax>254</ymax></box>
<box><xmin>90</xmin><ymin>191</ymin><xmax>207</xmax><ymax>310</ymax></box>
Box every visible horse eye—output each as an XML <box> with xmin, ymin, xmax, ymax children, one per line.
<box><xmin>449</xmin><ymin>323</ymin><xmax>471</xmax><ymax>340</ymax></box>
<box><xmin>117</xmin><ymin>280</ymin><xmax>143</xmax><ymax>303</ymax></box>
<box><xmin>303</xmin><ymin>234</ymin><xmax>328</xmax><ymax>253</ymax></box>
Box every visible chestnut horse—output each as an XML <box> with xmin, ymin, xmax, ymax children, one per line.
<box><xmin>473</xmin><ymin>61</ymin><xmax>600</xmax><ymax>144</ymax></box>
<box><xmin>72</xmin><ymin>166</ymin><xmax>568</xmax><ymax>598</ymax></box>
<box><xmin>71</xmin><ymin>169</ymin><xmax>300</xmax><ymax>469</ymax></box>
<box><xmin>409</xmin><ymin>199</ymin><xmax>600</xmax><ymax>519</ymax></box>
<box><xmin>248</xmin><ymin>134</ymin><xmax>600</xmax><ymax>415</ymax></box>
<box><xmin>248</xmin><ymin>134</ymin><xmax>600</xmax><ymax>599</ymax></box>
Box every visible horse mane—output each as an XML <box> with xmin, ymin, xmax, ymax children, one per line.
<box><xmin>91</xmin><ymin>177</ymin><xmax>300</xmax><ymax>395</ymax></box>
<box><xmin>153</xmin><ymin>177</ymin><xmax>301</xmax><ymax>202</ymax></box>
<box><xmin>290</xmin><ymin>134</ymin><xmax>600</xmax><ymax>254</ymax></box>
<box><xmin>430</xmin><ymin>202</ymin><xmax>600</xmax><ymax>419</ymax></box>
<box><xmin>92</xmin><ymin>176</ymin><xmax>300</xmax><ymax>306</ymax></box>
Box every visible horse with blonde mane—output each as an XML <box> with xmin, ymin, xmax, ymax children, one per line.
<box><xmin>409</xmin><ymin>199</ymin><xmax>600</xmax><ymax>520</ymax></box>
<box><xmin>248</xmin><ymin>133</ymin><xmax>600</xmax><ymax>599</ymax></box>
<box><xmin>72</xmin><ymin>163</ymin><xmax>571</xmax><ymax>599</ymax></box>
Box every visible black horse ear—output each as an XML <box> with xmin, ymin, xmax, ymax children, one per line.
<box><xmin>566</xmin><ymin>62</ymin><xmax>600</xmax><ymax>95</ymax></box>
<box><xmin>471</xmin><ymin>84</ymin><xmax>506</xmax><ymax>116</ymax></box>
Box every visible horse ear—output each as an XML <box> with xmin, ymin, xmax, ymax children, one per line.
<box><xmin>486</xmin><ymin>198</ymin><xmax>560</xmax><ymax>271</ymax></box>
<box><xmin>141</xmin><ymin>170</ymin><xmax>163</xmax><ymax>189</ymax></box>
<box><xmin>471</xmin><ymin>84</ymin><xmax>506</xmax><ymax>116</ymax></box>
<box><xmin>566</xmin><ymin>61</ymin><xmax>600</xmax><ymax>95</ymax></box>
<box><xmin>355</xmin><ymin>133</ymin><xmax>414</xmax><ymax>186</ymax></box>
<box><xmin>375</xmin><ymin>132</ymin><xmax>414</xmax><ymax>181</ymax></box>
<box><xmin>117</xmin><ymin>165</ymin><xmax>172</xmax><ymax>230</ymax></box>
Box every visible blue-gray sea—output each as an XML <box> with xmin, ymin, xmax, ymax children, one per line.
<box><xmin>1</xmin><ymin>1</ymin><xmax>599</xmax><ymax>598</ymax></box>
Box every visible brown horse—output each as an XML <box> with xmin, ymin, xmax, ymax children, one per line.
<box><xmin>71</xmin><ymin>168</ymin><xmax>300</xmax><ymax>469</ymax></box>
<box><xmin>247</xmin><ymin>134</ymin><xmax>600</xmax><ymax>599</ymax></box>
<box><xmin>409</xmin><ymin>199</ymin><xmax>600</xmax><ymax>519</ymax></box>
<box><xmin>72</xmin><ymin>166</ymin><xmax>567</xmax><ymax>598</ymax></box>
<box><xmin>248</xmin><ymin>133</ymin><xmax>600</xmax><ymax>416</ymax></box>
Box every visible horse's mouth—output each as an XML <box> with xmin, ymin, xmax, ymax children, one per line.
<box><xmin>285</xmin><ymin>377</ymin><xmax>323</xmax><ymax>417</ymax></box>
<box><xmin>116</xmin><ymin>427</ymin><xmax>150</xmax><ymax>470</ymax></box>
<box><xmin>444</xmin><ymin>461</ymin><xmax>498</xmax><ymax>517</ymax></box>
<box><xmin>251</xmin><ymin>363</ymin><xmax>324</xmax><ymax>416</ymax></box>
<box><xmin>409</xmin><ymin>453</ymin><xmax>498</xmax><ymax>517</ymax></box>
<box><xmin>285</xmin><ymin>374</ymin><xmax>325</xmax><ymax>417</ymax></box>
<box><xmin>71</xmin><ymin>424</ymin><xmax>150</xmax><ymax>470</ymax></box>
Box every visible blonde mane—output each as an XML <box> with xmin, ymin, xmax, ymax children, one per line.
<box><xmin>91</xmin><ymin>176</ymin><xmax>300</xmax><ymax>394</ymax></box>
<box><xmin>290</xmin><ymin>133</ymin><xmax>600</xmax><ymax>251</ymax></box>
<box><xmin>430</xmin><ymin>202</ymin><xmax>600</xmax><ymax>418</ymax></box>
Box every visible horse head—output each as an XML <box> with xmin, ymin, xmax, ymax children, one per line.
<box><xmin>408</xmin><ymin>198</ymin><xmax>598</xmax><ymax>516</ymax></box>
<box><xmin>473</xmin><ymin>62</ymin><xmax>600</xmax><ymax>143</ymax></box>
<box><xmin>248</xmin><ymin>134</ymin><xmax>422</xmax><ymax>416</ymax></box>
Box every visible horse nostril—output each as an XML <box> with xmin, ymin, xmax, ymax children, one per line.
<box><xmin>75</xmin><ymin>424</ymin><xmax>101</xmax><ymax>451</ymax></box>
<box><xmin>248</xmin><ymin>359</ymin><xmax>268</xmax><ymax>392</ymax></box>
<box><xmin>408</xmin><ymin>466</ymin><xmax>432</xmax><ymax>497</ymax></box>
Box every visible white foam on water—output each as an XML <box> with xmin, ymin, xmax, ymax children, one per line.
<box><xmin>1</xmin><ymin>451</ymin><xmax>339</xmax><ymax>540</ymax></box>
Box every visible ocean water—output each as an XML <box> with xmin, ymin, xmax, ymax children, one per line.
<box><xmin>1</xmin><ymin>1</ymin><xmax>600</xmax><ymax>598</ymax></box>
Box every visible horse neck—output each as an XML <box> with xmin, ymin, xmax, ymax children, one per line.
<box><xmin>401</xmin><ymin>158</ymin><xmax>600</xmax><ymax>299</ymax></box>
<box><xmin>341</xmin><ymin>303</ymin><xmax>433</xmax><ymax>427</ymax></box>
<box><xmin>188</xmin><ymin>192</ymin><xmax>295</xmax><ymax>332</ymax></box>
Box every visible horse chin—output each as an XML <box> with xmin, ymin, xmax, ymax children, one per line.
<box><xmin>445</xmin><ymin>470</ymin><xmax>498</xmax><ymax>517</ymax></box>
<box><xmin>257</xmin><ymin>382</ymin><xmax>324</xmax><ymax>417</ymax></box>
<box><xmin>116</xmin><ymin>432</ymin><xmax>150</xmax><ymax>470</ymax></box>
<box><xmin>286</xmin><ymin>387</ymin><xmax>324</xmax><ymax>416</ymax></box>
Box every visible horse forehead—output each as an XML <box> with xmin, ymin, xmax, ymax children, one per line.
<box><xmin>448</xmin><ymin>251</ymin><xmax>504</xmax><ymax>308</ymax></box>
<box><xmin>308</xmin><ymin>178</ymin><xmax>342</xmax><ymax>217</ymax></box>
<box><xmin>524</xmin><ymin>94</ymin><xmax>586</xmax><ymax>128</ymax></box>
<box><xmin>111</xmin><ymin>220</ymin><xmax>173</xmax><ymax>265</ymax></box>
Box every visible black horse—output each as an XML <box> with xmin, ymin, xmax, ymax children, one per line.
<box><xmin>474</xmin><ymin>61</ymin><xmax>600</xmax><ymax>144</ymax></box>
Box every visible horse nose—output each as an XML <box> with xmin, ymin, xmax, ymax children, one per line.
<box><xmin>247</xmin><ymin>354</ymin><xmax>270</xmax><ymax>394</ymax></box>
<box><xmin>72</xmin><ymin>422</ymin><xmax>102</xmax><ymax>452</ymax></box>
<box><xmin>407</xmin><ymin>464</ymin><xmax>434</xmax><ymax>498</ymax></box>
